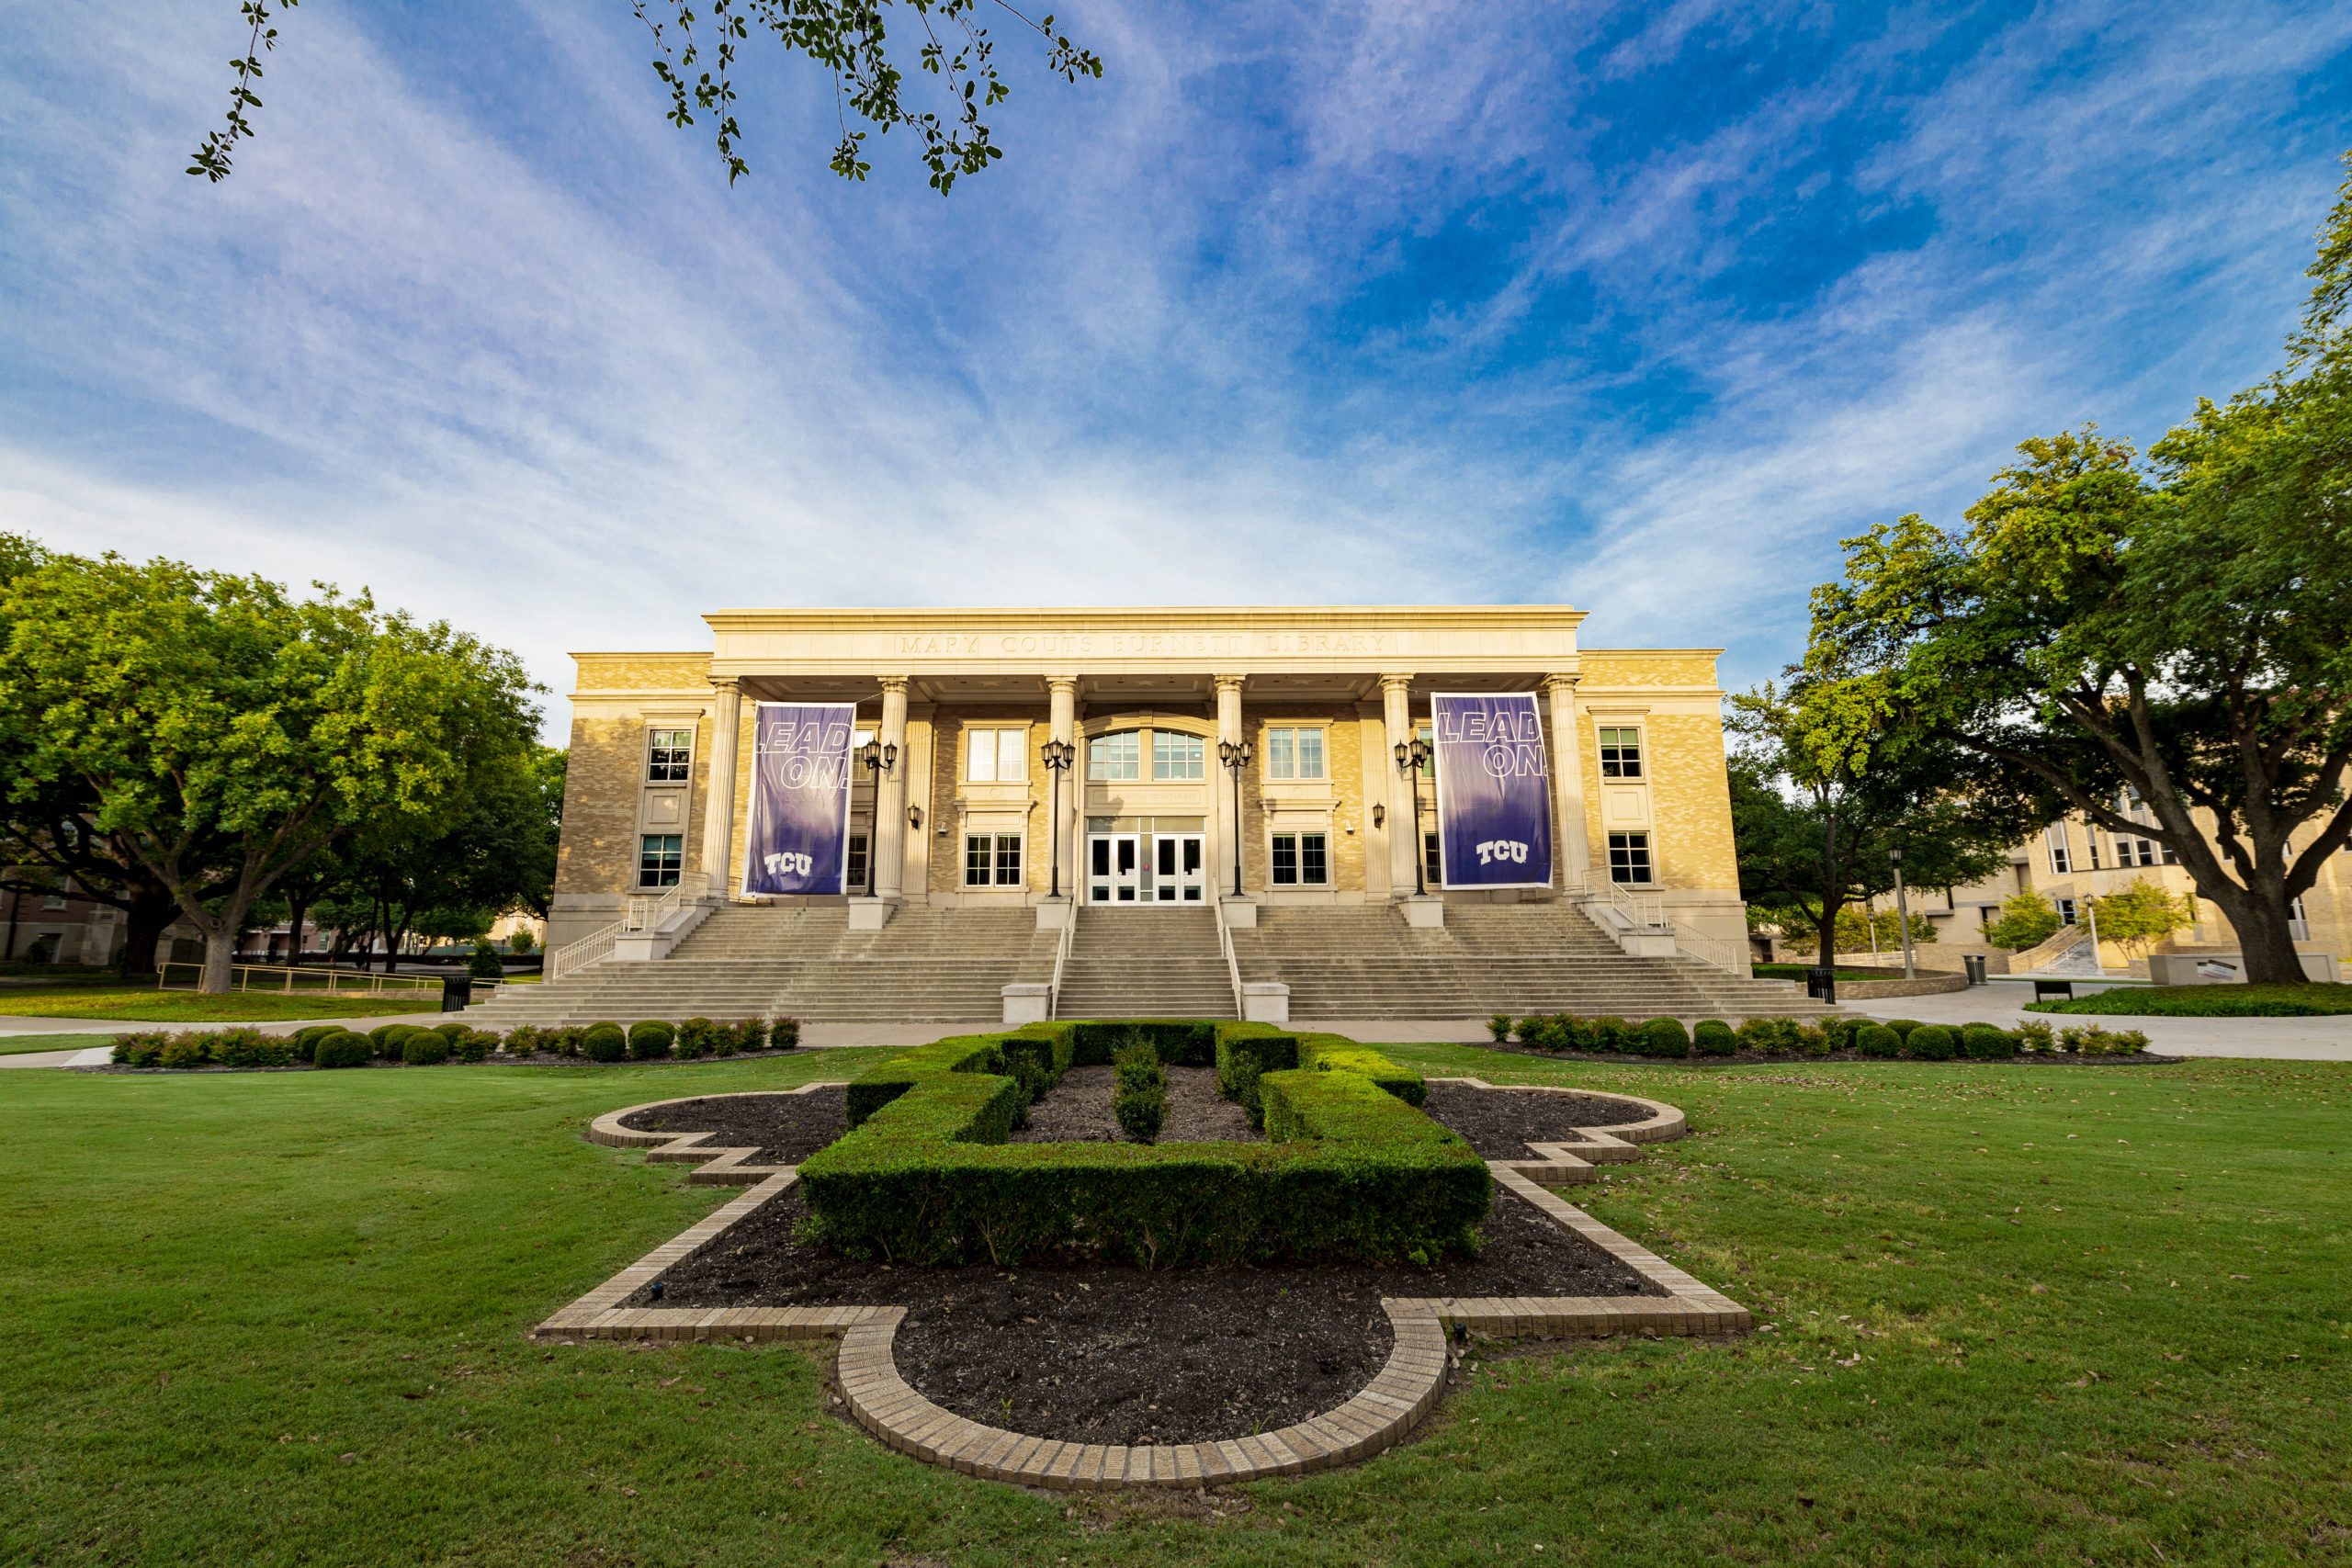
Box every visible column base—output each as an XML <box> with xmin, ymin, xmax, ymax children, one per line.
<box><xmin>1398</xmin><ymin>895</ymin><xmax>1445</xmax><ymax>929</ymax></box>
<box><xmin>1035</xmin><ymin>896</ymin><xmax>1074</xmax><ymax>931</ymax></box>
<box><xmin>1218</xmin><ymin>895</ymin><xmax>1261</xmax><ymax>929</ymax></box>
<box><xmin>847</xmin><ymin>897</ymin><xmax>900</xmax><ymax>931</ymax></box>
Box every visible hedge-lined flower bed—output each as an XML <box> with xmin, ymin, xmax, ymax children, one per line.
<box><xmin>107</xmin><ymin>1015</ymin><xmax>802</xmax><ymax>1070</ymax></box>
<box><xmin>796</xmin><ymin>1020</ymin><xmax>1486</xmax><ymax>1268</ymax></box>
<box><xmin>1488</xmin><ymin>1012</ymin><xmax>2153</xmax><ymax>1060</ymax></box>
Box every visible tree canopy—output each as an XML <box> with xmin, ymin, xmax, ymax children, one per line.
<box><xmin>189</xmin><ymin>0</ymin><xmax>1102</xmax><ymax>193</ymax></box>
<box><xmin>1804</xmin><ymin>155</ymin><xmax>2352</xmax><ymax>985</ymax></box>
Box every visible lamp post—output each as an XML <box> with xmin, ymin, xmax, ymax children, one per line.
<box><xmin>857</xmin><ymin>737</ymin><xmax>896</xmax><ymax>897</ymax></box>
<box><xmin>1887</xmin><ymin>846</ymin><xmax>1915</xmax><ymax>980</ymax></box>
<box><xmin>1216</xmin><ymin>739</ymin><xmax>1253</xmax><ymax>897</ymax></box>
<box><xmin>1394</xmin><ymin>737</ymin><xmax>1431</xmax><ymax>897</ymax></box>
<box><xmin>1039</xmin><ymin>739</ymin><xmax>1075</xmax><ymax>899</ymax></box>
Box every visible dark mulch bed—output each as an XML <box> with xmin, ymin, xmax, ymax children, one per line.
<box><xmin>632</xmin><ymin>1178</ymin><xmax>1661</xmax><ymax>1446</ymax></box>
<box><xmin>1012</xmin><ymin>1064</ymin><xmax>1263</xmax><ymax>1145</ymax></box>
<box><xmin>1419</xmin><ymin>1083</ymin><xmax>1647</xmax><ymax>1157</ymax></box>
<box><xmin>615</xmin><ymin>1087</ymin><xmax>849</xmax><ymax>1165</ymax></box>
<box><xmin>1466</xmin><ymin>1040</ymin><xmax>2184</xmax><ymax>1067</ymax></box>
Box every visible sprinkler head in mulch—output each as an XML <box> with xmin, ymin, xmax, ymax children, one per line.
<box><xmin>650</xmin><ymin>1280</ymin><xmax>665</xmax><ymax>1303</ymax></box>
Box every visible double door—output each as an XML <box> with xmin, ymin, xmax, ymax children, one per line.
<box><xmin>1088</xmin><ymin>832</ymin><xmax>1204</xmax><ymax>904</ymax></box>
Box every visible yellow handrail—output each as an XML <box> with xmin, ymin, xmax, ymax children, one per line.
<box><xmin>154</xmin><ymin>962</ymin><xmax>443</xmax><ymax>995</ymax></box>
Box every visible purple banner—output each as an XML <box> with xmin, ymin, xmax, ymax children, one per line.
<box><xmin>741</xmin><ymin>703</ymin><xmax>856</xmax><ymax>897</ymax></box>
<box><xmin>1430</xmin><ymin>693</ymin><xmax>1554</xmax><ymax>889</ymax></box>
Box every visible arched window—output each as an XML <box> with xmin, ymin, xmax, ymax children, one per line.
<box><xmin>1088</xmin><ymin>730</ymin><xmax>1139</xmax><ymax>780</ymax></box>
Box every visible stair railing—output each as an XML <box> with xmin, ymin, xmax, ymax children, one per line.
<box><xmin>1671</xmin><ymin>920</ymin><xmax>1751</xmax><ymax>976</ymax></box>
<box><xmin>1596</xmin><ymin>877</ymin><xmax>1666</xmax><ymax>931</ymax></box>
<box><xmin>1047</xmin><ymin>905</ymin><xmax>1077</xmax><ymax>1020</ymax></box>
<box><xmin>548</xmin><ymin>920</ymin><xmax>619</xmax><ymax>984</ymax></box>
<box><xmin>1217</xmin><ymin>908</ymin><xmax>1243</xmax><ymax>1020</ymax></box>
<box><xmin>626</xmin><ymin>883</ymin><xmax>690</xmax><ymax>934</ymax></box>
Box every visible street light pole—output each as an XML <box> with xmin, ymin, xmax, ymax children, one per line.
<box><xmin>1040</xmin><ymin>739</ymin><xmax>1075</xmax><ymax>899</ymax></box>
<box><xmin>1217</xmin><ymin>739</ymin><xmax>1253</xmax><ymax>897</ymax></box>
<box><xmin>1394</xmin><ymin>738</ymin><xmax>1431</xmax><ymax>897</ymax></box>
<box><xmin>857</xmin><ymin>738</ymin><xmax>896</xmax><ymax>897</ymax></box>
<box><xmin>1888</xmin><ymin>846</ymin><xmax>1915</xmax><ymax>980</ymax></box>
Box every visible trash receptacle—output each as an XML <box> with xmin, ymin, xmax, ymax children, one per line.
<box><xmin>1963</xmin><ymin>953</ymin><xmax>1987</xmax><ymax>986</ymax></box>
<box><xmin>440</xmin><ymin>975</ymin><xmax>472</xmax><ymax>1013</ymax></box>
<box><xmin>1805</xmin><ymin>966</ymin><xmax>1837</xmax><ymax>1005</ymax></box>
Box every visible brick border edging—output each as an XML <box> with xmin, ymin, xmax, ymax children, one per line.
<box><xmin>537</xmin><ymin>1080</ymin><xmax>1748</xmax><ymax>1488</ymax></box>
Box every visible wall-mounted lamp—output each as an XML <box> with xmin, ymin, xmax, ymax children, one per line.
<box><xmin>1372</xmin><ymin>803</ymin><xmax>1385</xmax><ymax>829</ymax></box>
<box><xmin>908</xmin><ymin>804</ymin><xmax>923</xmax><ymax>831</ymax></box>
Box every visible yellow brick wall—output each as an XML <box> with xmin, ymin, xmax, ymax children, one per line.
<box><xmin>1244</xmin><ymin>704</ymin><xmax>1369</xmax><ymax>892</ymax></box>
<box><xmin>556</xmin><ymin>653</ymin><xmax>713</xmax><ymax>898</ymax></box>
<box><xmin>926</xmin><ymin>708</ymin><xmax>1049</xmax><ymax>895</ymax></box>
<box><xmin>1642</xmin><ymin>710</ymin><xmax>1738</xmax><ymax>890</ymax></box>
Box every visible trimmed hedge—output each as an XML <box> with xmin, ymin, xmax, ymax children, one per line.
<box><xmin>582</xmin><ymin>1022</ymin><xmax>628</xmax><ymax>1063</ymax></box>
<box><xmin>314</xmin><ymin>1031</ymin><xmax>371</xmax><ymax>1069</ymax></box>
<box><xmin>1296</xmin><ymin>1033</ymin><xmax>1425</xmax><ymax>1106</ymax></box>
<box><xmin>629</xmin><ymin>1021</ymin><xmax>677</xmax><ymax>1060</ymax></box>
<box><xmin>798</xmin><ymin>1022</ymin><xmax>1487</xmax><ymax>1267</ymax></box>
<box><xmin>1907</xmin><ymin>1025</ymin><xmax>1957</xmax><ymax>1060</ymax></box>
<box><xmin>1962</xmin><ymin>1023</ymin><xmax>2017</xmax><ymax>1059</ymax></box>
<box><xmin>1693</xmin><ymin>1020</ymin><xmax>1737</xmax><ymax>1056</ymax></box>
<box><xmin>1214</xmin><ymin>1024</ymin><xmax>1299</xmax><ymax>1125</ymax></box>
<box><xmin>1856</xmin><ymin>1023</ymin><xmax>1902</xmax><ymax>1058</ymax></box>
<box><xmin>1639</xmin><ymin>1017</ymin><xmax>1690</xmax><ymax>1059</ymax></box>
<box><xmin>401</xmin><ymin>1031</ymin><xmax>451</xmax><ymax>1066</ymax></box>
<box><xmin>1112</xmin><ymin>1044</ymin><xmax>1167</xmax><ymax>1141</ymax></box>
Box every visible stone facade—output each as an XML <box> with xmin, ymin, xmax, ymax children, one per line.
<box><xmin>547</xmin><ymin>608</ymin><xmax>1749</xmax><ymax>956</ymax></box>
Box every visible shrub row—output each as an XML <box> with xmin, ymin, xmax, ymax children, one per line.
<box><xmin>799</xmin><ymin>1021</ymin><xmax>1487</xmax><ymax>1267</ymax></box>
<box><xmin>1492</xmin><ymin>1012</ymin><xmax>2149</xmax><ymax>1059</ymax></box>
<box><xmin>1112</xmin><ymin>1043</ymin><xmax>1167</xmax><ymax>1141</ymax></box>
<box><xmin>112</xmin><ymin>1013</ymin><xmax>801</xmax><ymax>1069</ymax></box>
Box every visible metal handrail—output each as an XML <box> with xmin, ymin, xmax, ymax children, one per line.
<box><xmin>155</xmin><ymin>962</ymin><xmax>440</xmax><ymax>995</ymax></box>
<box><xmin>1671</xmin><ymin>921</ymin><xmax>1751</xmax><ymax>976</ymax></box>
<box><xmin>548</xmin><ymin>919</ymin><xmax>621</xmax><ymax>984</ymax></box>
<box><xmin>1048</xmin><ymin>903</ymin><xmax>1077</xmax><ymax>1020</ymax></box>
<box><xmin>1597</xmin><ymin>877</ymin><xmax>1665</xmax><ymax>930</ymax></box>
<box><xmin>626</xmin><ymin>884</ymin><xmax>690</xmax><ymax>933</ymax></box>
<box><xmin>1217</xmin><ymin>908</ymin><xmax>1243</xmax><ymax>1020</ymax></box>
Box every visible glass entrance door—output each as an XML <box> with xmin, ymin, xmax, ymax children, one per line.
<box><xmin>1088</xmin><ymin>833</ymin><xmax>1141</xmax><ymax>903</ymax></box>
<box><xmin>1151</xmin><ymin>833</ymin><xmax>1205</xmax><ymax>903</ymax></box>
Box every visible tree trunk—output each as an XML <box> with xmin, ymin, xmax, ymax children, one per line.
<box><xmin>117</xmin><ymin>890</ymin><xmax>176</xmax><ymax>980</ymax></box>
<box><xmin>199</xmin><ymin>925</ymin><xmax>238</xmax><ymax>993</ymax></box>
<box><xmin>286</xmin><ymin>892</ymin><xmax>310</xmax><ymax>968</ymax></box>
<box><xmin>2211</xmin><ymin>886</ymin><xmax>2310</xmax><ymax>985</ymax></box>
<box><xmin>1815</xmin><ymin>810</ymin><xmax>1841</xmax><ymax>964</ymax></box>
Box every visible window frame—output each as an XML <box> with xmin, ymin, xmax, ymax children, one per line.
<box><xmin>637</xmin><ymin>833</ymin><xmax>684</xmax><ymax>889</ymax></box>
<box><xmin>845</xmin><ymin>833</ymin><xmax>868</xmax><ymax>889</ymax></box>
<box><xmin>966</xmin><ymin>726</ymin><xmax>1030</xmax><ymax>784</ymax></box>
<box><xmin>1151</xmin><ymin>729</ymin><xmax>1205</xmax><ymax>781</ymax></box>
<box><xmin>1261</xmin><ymin>725</ymin><xmax>1328</xmax><ymax>783</ymax></box>
<box><xmin>1087</xmin><ymin>730</ymin><xmax>1141</xmax><ymax>781</ymax></box>
<box><xmin>646</xmin><ymin>727</ymin><xmax>694</xmax><ymax>784</ymax></box>
<box><xmin>1606</xmin><ymin>830</ymin><xmax>1654</xmax><ymax>886</ymax></box>
<box><xmin>1268</xmin><ymin>830</ymin><xmax>1330</xmax><ymax>886</ymax></box>
<box><xmin>964</xmin><ymin>832</ymin><xmax>1025</xmax><ymax>887</ymax></box>
<box><xmin>1597</xmin><ymin>726</ymin><xmax>1644</xmax><ymax>780</ymax></box>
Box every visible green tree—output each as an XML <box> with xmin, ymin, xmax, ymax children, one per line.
<box><xmin>0</xmin><ymin>553</ymin><xmax>540</xmax><ymax>992</ymax></box>
<box><xmin>189</xmin><ymin>0</ymin><xmax>1102</xmax><ymax>193</ymax></box>
<box><xmin>1983</xmin><ymin>888</ymin><xmax>2063</xmax><ymax>952</ymax></box>
<box><xmin>2086</xmin><ymin>878</ymin><xmax>2198</xmax><ymax>964</ymax></box>
<box><xmin>1728</xmin><ymin>683</ymin><xmax>2035</xmax><ymax>964</ymax></box>
<box><xmin>1805</xmin><ymin>158</ymin><xmax>2352</xmax><ymax>986</ymax></box>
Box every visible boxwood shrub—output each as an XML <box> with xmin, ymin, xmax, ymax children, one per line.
<box><xmin>1907</xmin><ymin>1024</ymin><xmax>1957</xmax><ymax>1060</ymax></box>
<box><xmin>1693</xmin><ymin>1020</ymin><xmax>1737</xmax><ymax>1056</ymax></box>
<box><xmin>1962</xmin><ymin>1023</ymin><xmax>2018</xmax><ymax>1059</ymax></box>
<box><xmin>1639</xmin><ymin>1017</ymin><xmax>1690</xmax><ymax>1059</ymax></box>
<box><xmin>628</xmin><ymin>1021</ymin><xmax>677</xmax><ymax>1060</ymax></box>
<box><xmin>401</xmin><ymin>1031</ymin><xmax>451</xmax><ymax>1066</ymax></box>
<box><xmin>314</xmin><ymin>1031</ymin><xmax>371</xmax><ymax>1068</ymax></box>
<box><xmin>1112</xmin><ymin>1044</ymin><xmax>1167</xmax><ymax>1142</ymax></box>
<box><xmin>1297</xmin><ymin>1033</ymin><xmax>1425</xmax><ymax>1106</ymax></box>
<box><xmin>1856</xmin><ymin>1023</ymin><xmax>1902</xmax><ymax>1058</ymax></box>
<box><xmin>582</xmin><ymin>1022</ymin><xmax>628</xmax><ymax>1063</ymax></box>
<box><xmin>1213</xmin><ymin>1023</ymin><xmax>1299</xmax><ymax>1125</ymax></box>
<box><xmin>768</xmin><ymin>1017</ymin><xmax>801</xmax><ymax>1050</ymax></box>
<box><xmin>1884</xmin><ymin>1019</ymin><xmax>1926</xmax><ymax>1041</ymax></box>
<box><xmin>800</xmin><ymin>1023</ymin><xmax>1487</xmax><ymax>1268</ymax></box>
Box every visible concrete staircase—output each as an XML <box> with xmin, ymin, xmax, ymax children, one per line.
<box><xmin>1054</xmin><ymin>908</ymin><xmax>1234</xmax><ymax>1020</ymax></box>
<box><xmin>459</xmin><ymin>904</ymin><xmax>1055</xmax><ymax>1028</ymax></box>
<box><xmin>1229</xmin><ymin>903</ymin><xmax>1830</xmax><ymax>1021</ymax></box>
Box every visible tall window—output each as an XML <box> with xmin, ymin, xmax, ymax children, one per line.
<box><xmin>1417</xmin><ymin>724</ymin><xmax>1434</xmax><ymax>777</ymax></box>
<box><xmin>1598</xmin><ymin>728</ymin><xmax>1643</xmax><ymax>779</ymax></box>
<box><xmin>1152</xmin><ymin>731</ymin><xmax>1204</xmax><ymax>780</ymax></box>
<box><xmin>2057</xmin><ymin>897</ymin><xmax>2077</xmax><ymax>925</ymax></box>
<box><xmin>1088</xmin><ymin>731</ymin><xmax>1140</xmax><ymax>780</ymax></box>
<box><xmin>2086</xmin><ymin>835</ymin><xmax>2102</xmax><ymax>870</ymax></box>
<box><xmin>965</xmin><ymin>833</ymin><xmax>1023</xmax><ymax>886</ymax></box>
<box><xmin>966</xmin><ymin>727</ymin><xmax>1028</xmax><ymax>783</ymax></box>
<box><xmin>2045</xmin><ymin>825</ymin><xmax>2073</xmax><ymax>874</ymax></box>
<box><xmin>638</xmin><ymin>834</ymin><xmax>683</xmax><ymax>888</ymax></box>
<box><xmin>1424</xmin><ymin>831</ymin><xmax>1442</xmax><ymax>886</ymax></box>
<box><xmin>845</xmin><ymin>834</ymin><xmax>868</xmax><ymax>889</ymax></box>
<box><xmin>1270</xmin><ymin>832</ymin><xmax>1329</xmax><ymax>886</ymax></box>
<box><xmin>1265</xmin><ymin>727</ymin><xmax>1325</xmax><ymax>781</ymax></box>
<box><xmin>647</xmin><ymin>728</ymin><xmax>693</xmax><ymax>782</ymax></box>
<box><xmin>1607</xmin><ymin>831</ymin><xmax>1652</xmax><ymax>884</ymax></box>
<box><xmin>2120</xmin><ymin>836</ymin><xmax>2169</xmax><ymax>868</ymax></box>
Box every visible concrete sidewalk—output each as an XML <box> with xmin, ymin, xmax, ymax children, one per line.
<box><xmin>1846</xmin><ymin>983</ymin><xmax>2352</xmax><ymax>1061</ymax></box>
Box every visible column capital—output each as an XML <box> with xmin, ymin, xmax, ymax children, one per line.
<box><xmin>1542</xmin><ymin>671</ymin><xmax>1582</xmax><ymax>694</ymax></box>
<box><xmin>708</xmin><ymin>674</ymin><xmax>741</xmax><ymax>695</ymax></box>
<box><xmin>1046</xmin><ymin>673</ymin><xmax>1081</xmax><ymax>694</ymax></box>
<box><xmin>877</xmin><ymin>674</ymin><xmax>912</xmax><ymax>696</ymax></box>
<box><xmin>1212</xmin><ymin>672</ymin><xmax>1248</xmax><ymax>694</ymax></box>
<box><xmin>1378</xmin><ymin>672</ymin><xmax>1416</xmax><ymax>695</ymax></box>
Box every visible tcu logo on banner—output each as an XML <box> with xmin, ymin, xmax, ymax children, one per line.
<box><xmin>741</xmin><ymin>702</ymin><xmax>856</xmax><ymax>897</ymax></box>
<box><xmin>1430</xmin><ymin>693</ymin><xmax>1555</xmax><ymax>890</ymax></box>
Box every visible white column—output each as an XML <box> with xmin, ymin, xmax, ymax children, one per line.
<box><xmin>1545</xmin><ymin>673</ymin><xmax>1589</xmax><ymax>894</ymax></box>
<box><xmin>1048</xmin><ymin>676</ymin><xmax>1080</xmax><ymax>900</ymax></box>
<box><xmin>875</xmin><ymin>676</ymin><xmax>910</xmax><ymax>900</ymax></box>
<box><xmin>700</xmin><ymin>678</ymin><xmax>742</xmax><ymax>898</ymax></box>
<box><xmin>1380</xmin><ymin>673</ymin><xmax>1417</xmax><ymax>898</ymax></box>
<box><xmin>1214</xmin><ymin>674</ymin><xmax>1245</xmax><ymax>896</ymax></box>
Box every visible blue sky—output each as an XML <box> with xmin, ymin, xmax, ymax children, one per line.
<box><xmin>3</xmin><ymin>1</ymin><xmax>2347</xmax><ymax>731</ymax></box>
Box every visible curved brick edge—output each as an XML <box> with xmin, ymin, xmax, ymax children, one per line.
<box><xmin>1425</xmin><ymin>1077</ymin><xmax>1687</xmax><ymax>1164</ymax></box>
<box><xmin>585</xmin><ymin>1082</ymin><xmax>852</xmax><ymax>1186</ymax></box>
<box><xmin>838</xmin><ymin>1302</ymin><xmax>1451</xmax><ymax>1490</ymax></box>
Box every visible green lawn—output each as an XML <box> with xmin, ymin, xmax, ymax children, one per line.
<box><xmin>2027</xmin><ymin>982</ymin><xmax>2352</xmax><ymax>1017</ymax></box>
<box><xmin>3</xmin><ymin>1045</ymin><xmax>2344</xmax><ymax>1565</ymax></box>
<box><xmin>1753</xmin><ymin>964</ymin><xmax>1898</xmax><ymax>983</ymax></box>
<box><xmin>0</xmin><ymin>988</ymin><xmax>440</xmax><ymax>1022</ymax></box>
<box><xmin>0</xmin><ymin>1032</ymin><xmax>107</xmax><ymax>1056</ymax></box>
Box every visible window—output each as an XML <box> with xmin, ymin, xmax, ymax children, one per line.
<box><xmin>2120</xmin><ymin>837</ymin><xmax>2168</xmax><ymax>868</ymax></box>
<box><xmin>1417</xmin><ymin>724</ymin><xmax>1434</xmax><ymax>777</ymax></box>
<box><xmin>1152</xmin><ymin>730</ymin><xmax>1204</xmax><ymax>780</ymax></box>
<box><xmin>2086</xmin><ymin>835</ymin><xmax>2102</xmax><ymax>870</ymax></box>
<box><xmin>1424</xmin><ymin>831</ymin><xmax>1442</xmax><ymax>886</ymax></box>
<box><xmin>638</xmin><ymin>834</ymin><xmax>683</xmax><ymax>888</ymax></box>
<box><xmin>965</xmin><ymin>833</ymin><xmax>1023</xmax><ymax>887</ymax></box>
<box><xmin>845</xmin><ymin>834</ymin><xmax>868</xmax><ymax>889</ymax></box>
<box><xmin>2057</xmin><ymin>897</ymin><xmax>2077</xmax><ymax>925</ymax></box>
<box><xmin>1088</xmin><ymin>731</ymin><xmax>1140</xmax><ymax>780</ymax></box>
<box><xmin>2045</xmin><ymin>825</ymin><xmax>2072</xmax><ymax>874</ymax></box>
<box><xmin>966</xmin><ymin>727</ymin><xmax>1028</xmax><ymax>783</ymax></box>
<box><xmin>1607</xmin><ymin>831</ymin><xmax>1652</xmax><ymax>884</ymax></box>
<box><xmin>647</xmin><ymin>728</ymin><xmax>693</xmax><ymax>782</ymax></box>
<box><xmin>1264</xmin><ymin>727</ymin><xmax>1325</xmax><ymax>781</ymax></box>
<box><xmin>1598</xmin><ymin>728</ymin><xmax>1643</xmax><ymax>779</ymax></box>
<box><xmin>1270</xmin><ymin>832</ymin><xmax>1329</xmax><ymax>886</ymax></box>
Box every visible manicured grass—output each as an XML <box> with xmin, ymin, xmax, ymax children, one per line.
<box><xmin>2026</xmin><ymin>982</ymin><xmax>2352</xmax><ymax>1017</ymax></box>
<box><xmin>2</xmin><ymin>1045</ymin><xmax>2344</xmax><ymax>1565</ymax></box>
<box><xmin>1753</xmin><ymin>964</ymin><xmax>1899</xmax><ymax>982</ymax></box>
<box><xmin>0</xmin><ymin>988</ymin><xmax>440</xmax><ymax>1022</ymax></box>
<box><xmin>0</xmin><ymin>1032</ymin><xmax>107</xmax><ymax>1056</ymax></box>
